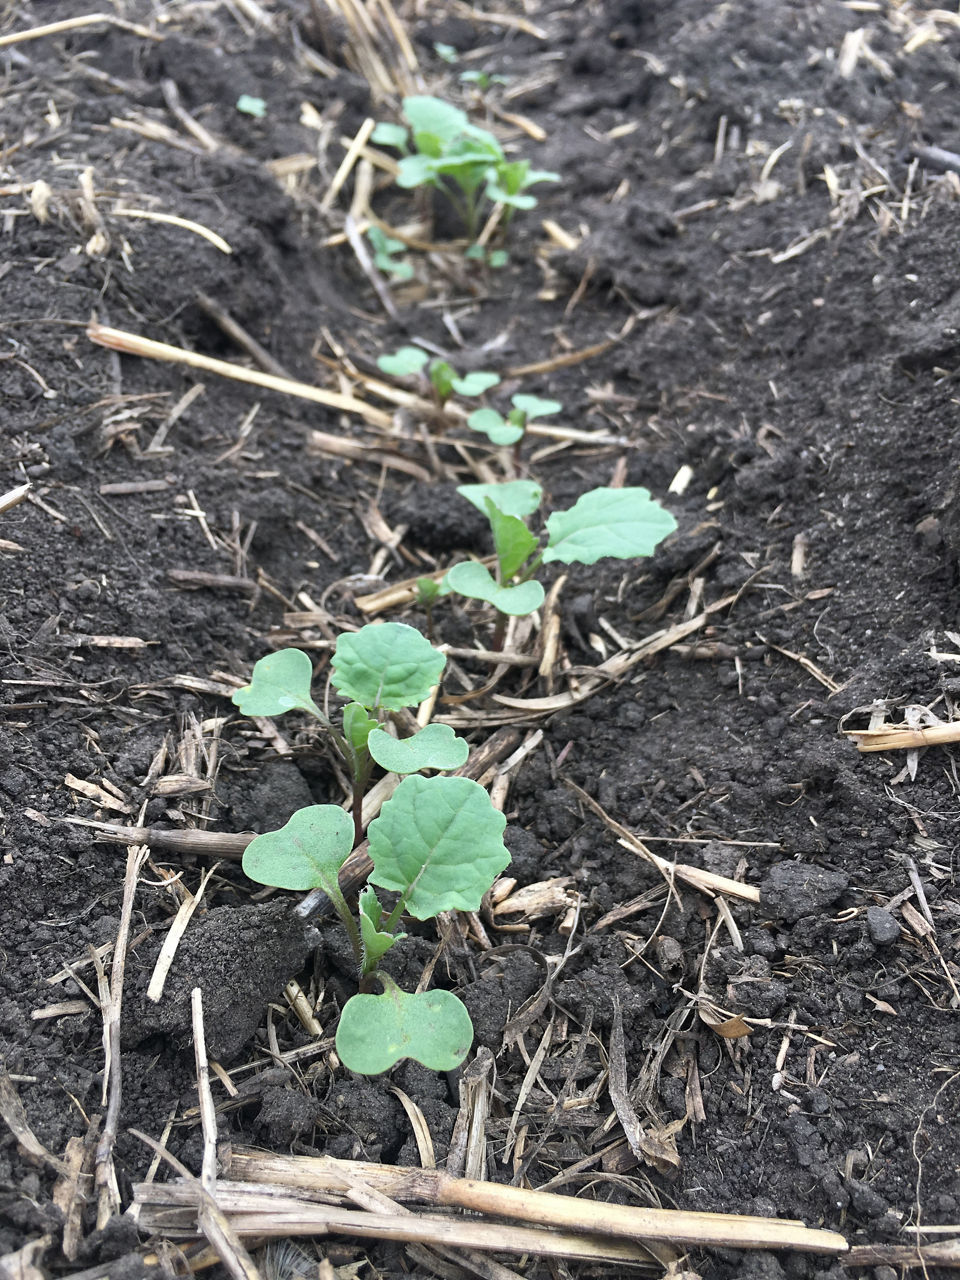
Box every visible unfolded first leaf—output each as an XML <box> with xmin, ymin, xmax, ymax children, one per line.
<box><xmin>367</xmin><ymin>774</ymin><xmax>510</xmax><ymax>919</ymax></box>
<box><xmin>332</xmin><ymin>622</ymin><xmax>446</xmax><ymax>711</ymax></box>
<box><xmin>543</xmin><ymin>487</ymin><xmax>677</xmax><ymax>566</ymax></box>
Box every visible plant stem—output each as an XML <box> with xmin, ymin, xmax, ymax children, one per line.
<box><xmin>326</xmin><ymin>880</ymin><xmax>364</xmax><ymax>974</ymax></box>
<box><xmin>490</xmin><ymin>610</ymin><xmax>508</xmax><ymax>652</ymax></box>
<box><xmin>350</xmin><ymin>753</ymin><xmax>373</xmax><ymax>849</ymax></box>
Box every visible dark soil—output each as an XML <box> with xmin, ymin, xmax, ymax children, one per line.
<box><xmin>3</xmin><ymin>1</ymin><xmax>960</xmax><ymax>1277</ymax></box>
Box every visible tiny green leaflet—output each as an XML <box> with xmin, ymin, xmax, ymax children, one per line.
<box><xmin>358</xmin><ymin>886</ymin><xmax>405</xmax><ymax>970</ymax></box>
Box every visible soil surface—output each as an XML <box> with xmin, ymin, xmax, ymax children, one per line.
<box><xmin>3</xmin><ymin>1</ymin><xmax>960</xmax><ymax>1278</ymax></box>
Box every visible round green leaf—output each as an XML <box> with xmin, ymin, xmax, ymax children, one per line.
<box><xmin>467</xmin><ymin>408</ymin><xmax>523</xmax><ymax>446</ymax></box>
<box><xmin>232</xmin><ymin>648</ymin><xmax>321</xmax><ymax>719</ymax></box>
<box><xmin>336</xmin><ymin>981</ymin><xmax>473</xmax><ymax>1074</ymax></box>
<box><xmin>242</xmin><ymin>805</ymin><xmax>354</xmax><ymax>892</ymax></box>
<box><xmin>457</xmin><ymin>480</ymin><xmax>542</xmax><ymax>518</ymax></box>
<box><xmin>367</xmin><ymin>723</ymin><xmax>468</xmax><ymax>774</ymax></box>
<box><xmin>451</xmin><ymin>371</ymin><xmax>500</xmax><ymax>397</ymax></box>
<box><xmin>368</xmin><ymin>774</ymin><xmax>510</xmax><ymax>919</ymax></box>
<box><xmin>543</xmin><ymin>487</ymin><xmax>678</xmax><ymax>566</ymax></box>
<box><xmin>332</xmin><ymin>622</ymin><xmax>446</xmax><ymax>711</ymax></box>
<box><xmin>510</xmin><ymin>394</ymin><xmax>562</xmax><ymax>421</ymax></box>
<box><xmin>377</xmin><ymin>346</ymin><xmax>429</xmax><ymax>376</ymax></box>
<box><xmin>446</xmin><ymin>561</ymin><xmax>544</xmax><ymax>616</ymax></box>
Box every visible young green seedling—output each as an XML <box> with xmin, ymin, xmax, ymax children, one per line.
<box><xmin>232</xmin><ymin>623</ymin><xmax>465</xmax><ymax>846</ymax></box>
<box><xmin>371</xmin><ymin>95</ymin><xmax>558</xmax><ymax>241</ymax></box>
<box><xmin>376</xmin><ymin>344</ymin><xmax>499</xmax><ymax>406</ymax></box>
<box><xmin>367</xmin><ymin>225</ymin><xmax>413</xmax><ymax>281</ymax></box>
<box><xmin>467</xmin><ymin>394</ymin><xmax>563</xmax><ymax>447</ymax></box>
<box><xmin>237</xmin><ymin>777</ymin><xmax>509</xmax><ymax>1074</ymax></box>
<box><xmin>233</xmin><ymin>625</ymin><xmax>507</xmax><ymax>1075</ymax></box>
<box><xmin>444</xmin><ymin>481</ymin><xmax>678</xmax><ymax>648</ymax></box>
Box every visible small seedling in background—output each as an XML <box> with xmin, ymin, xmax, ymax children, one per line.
<box><xmin>468</xmin><ymin>393</ymin><xmax>563</xmax><ymax>447</ymax></box>
<box><xmin>444</xmin><ymin>481</ymin><xmax>677</xmax><ymax>648</ymax></box>
<box><xmin>236</xmin><ymin>95</ymin><xmax>267</xmax><ymax>118</ymax></box>
<box><xmin>464</xmin><ymin>243</ymin><xmax>509</xmax><ymax>268</ymax></box>
<box><xmin>460</xmin><ymin>69</ymin><xmax>510</xmax><ymax>90</ymax></box>
<box><xmin>371</xmin><ymin>96</ymin><xmax>558</xmax><ymax>241</ymax></box>
<box><xmin>376</xmin><ymin>344</ymin><xmax>499</xmax><ymax>406</ymax></box>
<box><xmin>414</xmin><ymin>575</ymin><xmax>451</xmax><ymax>640</ymax></box>
<box><xmin>232</xmin><ymin>625</ymin><xmax>507</xmax><ymax>1075</ymax></box>
<box><xmin>367</xmin><ymin>226</ymin><xmax>413</xmax><ymax>281</ymax></box>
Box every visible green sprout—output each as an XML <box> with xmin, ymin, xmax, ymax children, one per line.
<box><xmin>464</xmin><ymin>243</ymin><xmax>509</xmax><ymax>269</ymax></box>
<box><xmin>444</xmin><ymin>481</ymin><xmax>677</xmax><ymax>648</ymax></box>
<box><xmin>460</xmin><ymin>69</ymin><xmax>510</xmax><ymax>90</ymax></box>
<box><xmin>236</xmin><ymin>94</ymin><xmax>267</xmax><ymax>118</ymax></box>
<box><xmin>371</xmin><ymin>95</ymin><xmax>558</xmax><ymax>241</ymax></box>
<box><xmin>376</xmin><ymin>344</ymin><xmax>499</xmax><ymax>406</ymax></box>
<box><xmin>233</xmin><ymin>625</ymin><xmax>508</xmax><ymax>1075</ymax></box>
<box><xmin>467</xmin><ymin>393</ymin><xmax>563</xmax><ymax>447</ymax></box>
<box><xmin>367</xmin><ymin>226</ymin><xmax>413</xmax><ymax>281</ymax></box>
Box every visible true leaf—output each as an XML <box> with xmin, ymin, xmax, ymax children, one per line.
<box><xmin>331</xmin><ymin>622</ymin><xmax>446</xmax><ymax>711</ymax></box>
<box><xmin>402</xmin><ymin>96</ymin><xmax>470</xmax><ymax>143</ymax></box>
<box><xmin>396</xmin><ymin>154</ymin><xmax>441</xmax><ymax>188</ymax></box>
<box><xmin>242</xmin><ymin>805</ymin><xmax>353</xmax><ymax>892</ymax></box>
<box><xmin>467</xmin><ymin>408</ymin><xmax>523</xmax><ymax>446</ymax></box>
<box><xmin>510</xmin><ymin>394</ymin><xmax>562</xmax><ymax>421</ymax></box>
<box><xmin>428</xmin><ymin>360</ymin><xmax>456</xmax><ymax>401</ymax></box>
<box><xmin>367</xmin><ymin>774</ymin><xmax>510</xmax><ymax>918</ymax></box>
<box><xmin>367</xmin><ymin>723</ymin><xmax>469</xmax><ymax>774</ymax></box>
<box><xmin>415</xmin><ymin>576</ymin><xmax>450</xmax><ymax>605</ymax></box>
<box><xmin>484</xmin><ymin>499</ymin><xmax>537</xmax><ymax>579</ymax></box>
<box><xmin>343</xmin><ymin>702</ymin><xmax>378</xmax><ymax>755</ymax></box>
<box><xmin>335</xmin><ymin>978</ymin><xmax>473</xmax><ymax>1073</ymax></box>
<box><xmin>543</xmin><ymin>487</ymin><xmax>678</xmax><ymax>566</ymax></box>
<box><xmin>358</xmin><ymin>886</ymin><xmax>405</xmax><ymax>969</ymax></box>
<box><xmin>457</xmin><ymin>480</ymin><xmax>542</xmax><ymax>519</ymax></box>
<box><xmin>450</xmin><ymin>371</ymin><xmax>500</xmax><ymax>397</ymax></box>
<box><xmin>377</xmin><ymin>346</ymin><xmax>429</xmax><ymax>377</ymax></box>
<box><xmin>232</xmin><ymin>648</ymin><xmax>322</xmax><ymax>719</ymax></box>
<box><xmin>446</xmin><ymin>561</ymin><xmax>544</xmax><ymax>616</ymax></box>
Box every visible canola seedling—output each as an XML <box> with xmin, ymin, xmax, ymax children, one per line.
<box><xmin>440</xmin><ymin>480</ymin><xmax>678</xmax><ymax>646</ymax></box>
<box><xmin>232</xmin><ymin>624</ymin><xmax>510</xmax><ymax>1075</ymax></box>
<box><xmin>371</xmin><ymin>95</ymin><xmax>557</xmax><ymax>244</ymax></box>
